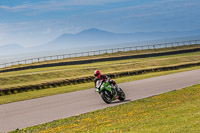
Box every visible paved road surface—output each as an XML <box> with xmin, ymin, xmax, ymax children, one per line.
<box><xmin>0</xmin><ymin>69</ymin><xmax>200</xmax><ymax>132</ymax></box>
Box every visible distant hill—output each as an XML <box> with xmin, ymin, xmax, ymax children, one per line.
<box><xmin>0</xmin><ymin>28</ymin><xmax>200</xmax><ymax>57</ymax></box>
<box><xmin>40</xmin><ymin>28</ymin><xmax>132</xmax><ymax>50</ymax></box>
<box><xmin>40</xmin><ymin>28</ymin><xmax>200</xmax><ymax>50</ymax></box>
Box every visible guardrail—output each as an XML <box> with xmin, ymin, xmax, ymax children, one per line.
<box><xmin>0</xmin><ymin>40</ymin><xmax>200</xmax><ymax>69</ymax></box>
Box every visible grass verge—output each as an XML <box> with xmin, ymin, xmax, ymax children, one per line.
<box><xmin>1</xmin><ymin>51</ymin><xmax>200</xmax><ymax>89</ymax></box>
<box><xmin>10</xmin><ymin>83</ymin><xmax>200</xmax><ymax>133</ymax></box>
<box><xmin>3</xmin><ymin>44</ymin><xmax>200</xmax><ymax>71</ymax></box>
<box><xmin>1</xmin><ymin>65</ymin><xmax>200</xmax><ymax>105</ymax></box>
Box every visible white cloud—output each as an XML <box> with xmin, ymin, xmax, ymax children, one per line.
<box><xmin>1</xmin><ymin>0</ymin><xmax>199</xmax><ymax>14</ymax></box>
<box><xmin>0</xmin><ymin>19</ymin><xmax>83</xmax><ymax>46</ymax></box>
<box><xmin>42</xmin><ymin>28</ymin><xmax>52</xmax><ymax>34</ymax></box>
<box><xmin>0</xmin><ymin>5</ymin><xmax>28</xmax><ymax>11</ymax></box>
<box><xmin>58</xmin><ymin>26</ymin><xmax>82</xmax><ymax>34</ymax></box>
<box><xmin>0</xmin><ymin>0</ymin><xmax>127</xmax><ymax>12</ymax></box>
<box><xmin>93</xmin><ymin>0</ymin><xmax>200</xmax><ymax>19</ymax></box>
<box><xmin>65</xmin><ymin>0</ymin><xmax>126</xmax><ymax>6</ymax></box>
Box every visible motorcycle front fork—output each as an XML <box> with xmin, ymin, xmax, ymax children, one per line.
<box><xmin>111</xmin><ymin>84</ymin><xmax>120</xmax><ymax>96</ymax></box>
<box><xmin>113</xmin><ymin>84</ymin><xmax>121</xmax><ymax>92</ymax></box>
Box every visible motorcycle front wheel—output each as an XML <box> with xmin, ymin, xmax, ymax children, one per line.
<box><xmin>101</xmin><ymin>90</ymin><xmax>112</xmax><ymax>104</ymax></box>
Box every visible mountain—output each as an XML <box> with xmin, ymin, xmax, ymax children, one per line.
<box><xmin>0</xmin><ymin>44</ymin><xmax>24</xmax><ymax>55</ymax></box>
<box><xmin>1</xmin><ymin>28</ymin><xmax>200</xmax><ymax>56</ymax></box>
<box><xmin>41</xmin><ymin>28</ymin><xmax>131</xmax><ymax>50</ymax></box>
<box><xmin>40</xmin><ymin>28</ymin><xmax>200</xmax><ymax>50</ymax></box>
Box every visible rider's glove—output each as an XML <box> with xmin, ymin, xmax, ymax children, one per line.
<box><xmin>109</xmin><ymin>80</ymin><xmax>113</xmax><ymax>84</ymax></box>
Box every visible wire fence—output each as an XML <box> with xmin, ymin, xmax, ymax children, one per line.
<box><xmin>0</xmin><ymin>40</ymin><xmax>200</xmax><ymax>69</ymax></box>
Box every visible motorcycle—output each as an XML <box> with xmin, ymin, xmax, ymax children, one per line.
<box><xmin>96</xmin><ymin>79</ymin><xmax>126</xmax><ymax>104</ymax></box>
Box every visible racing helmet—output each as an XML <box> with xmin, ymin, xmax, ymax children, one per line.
<box><xmin>94</xmin><ymin>70</ymin><xmax>101</xmax><ymax>78</ymax></box>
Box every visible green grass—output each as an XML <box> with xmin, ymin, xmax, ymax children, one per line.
<box><xmin>3</xmin><ymin>44</ymin><xmax>200</xmax><ymax>70</ymax></box>
<box><xmin>1</xmin><ymin>65</ymin><xmax>200</xmax><ymax>105</ymax></box>
<box><xmin>1</xmin><ymin>50</ymin><xmax>200</xmax><ymax>89</ymax></box>
<box><xmin>0</xmin><ymin>44</ymin><xmax>200</xmax><ymax>104</ymax></box>
<box><xmin>10</xmin><ymin>84</ymin><xmax>200</xmax><ymax>133</ymax></box>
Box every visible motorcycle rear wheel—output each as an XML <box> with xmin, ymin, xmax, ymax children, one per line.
<box><xmin>118</xmin><ymin>88</ymin><xmax>125</xmax><ymax>101</ymax></box>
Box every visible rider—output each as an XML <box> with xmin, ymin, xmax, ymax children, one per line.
<box><xmin>94</xmin><ymin>70</ymin><xmax>116</xmax><ymax>92</ymax></box>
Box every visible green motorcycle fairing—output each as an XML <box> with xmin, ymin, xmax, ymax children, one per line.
<box><xmin>98</xmin><ymin>81</ymin><xmax>117</xmax><ymax>101</ymax></box>
<box><xmin>99</xmin><ymin>82</ymin><xmax>111</xmax><ymax>92</ymax></box>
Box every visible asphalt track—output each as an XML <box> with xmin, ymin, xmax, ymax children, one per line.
<box><xmin>0</xmin><ymin>69</ymin><xmax>200</xmax><ymax>132</ymax></box>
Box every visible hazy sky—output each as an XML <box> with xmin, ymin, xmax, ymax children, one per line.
<box><xmin>0</xmin><ymin>0</ymin><xmax>200</xmax><ymax>47</ymax></box>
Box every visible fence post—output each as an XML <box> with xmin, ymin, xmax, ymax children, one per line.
<box><xmin>153</xmin><ymin>45</ymin><xmax>155</xmax><ymax>50</ymax></box>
